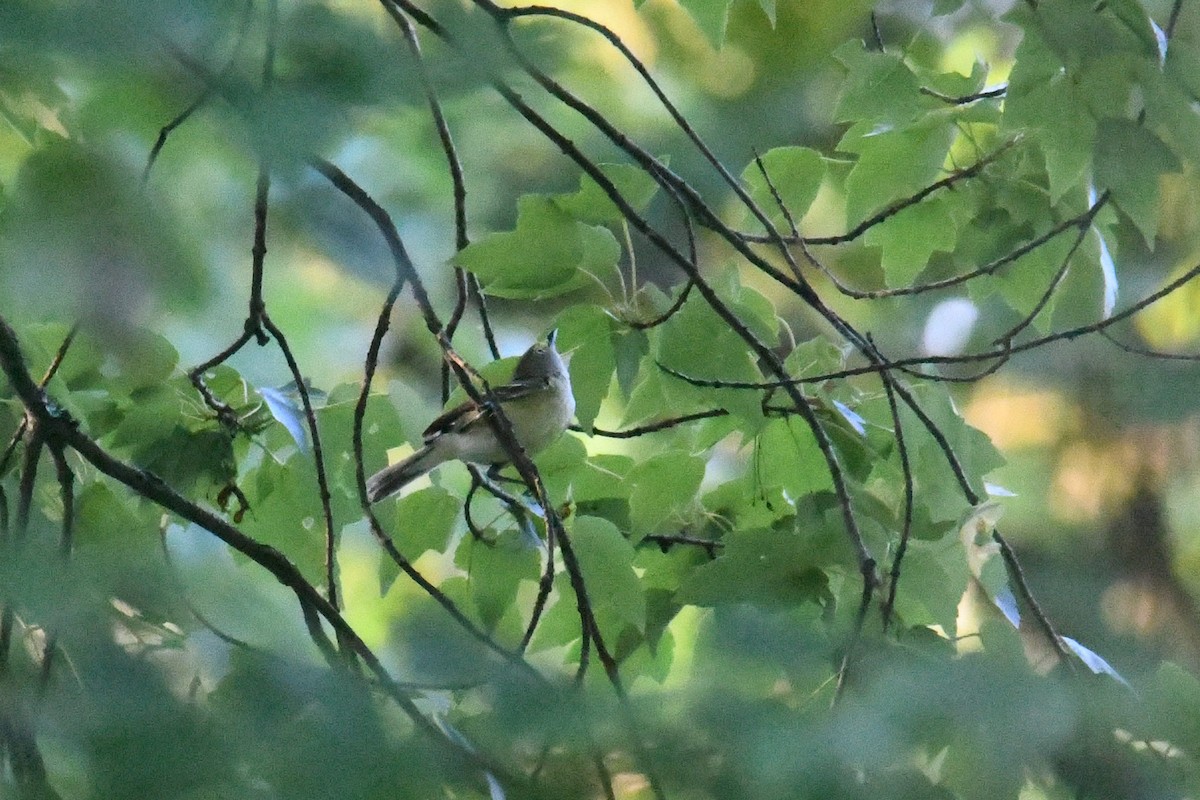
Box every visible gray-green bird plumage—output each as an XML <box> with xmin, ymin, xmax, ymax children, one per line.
<box><xmin>366</xmin><ymin>330</ymin><xmax>574</xmax><ymax>503</ymax></box>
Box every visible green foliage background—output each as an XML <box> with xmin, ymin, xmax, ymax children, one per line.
<box><xmin>4</xmin><ymin>0</ymin><xmax>1200</xmax><ymax>798</ymax></box>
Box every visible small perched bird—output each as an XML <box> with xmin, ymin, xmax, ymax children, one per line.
<box><xmin>366</xmin><ymin>330</ymin><xmax>575</xmax><ymax>503</ymax></box>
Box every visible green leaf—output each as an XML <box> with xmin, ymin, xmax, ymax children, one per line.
<box><xmin>783</xmin><ymin>336</ymin><xmax>846</xmax><ymax>378</ymax></box>
<box><xmin>1002</xmin><ymin>38</ymin><xmax>1095</xmax><ymax>201</ymax></box>
<box><xmin>1024</xmin><ymin>1</ymin><xmax>1143</xmax><ymax>64</ymax></box>
<box><xmin>678</xmin><ymin>0</ymin><xmax>731</xmax><ymax>49</ymax></box>
<box><xmin>754</xmin><ymin>0</ymin><xmax>776</xmax><ymax>26</ymax></box>
<box><xmin>977</xmin><ymin>229</ymin><xmax>1076</xmax><ymax>329</ymax></box>
<box><xmin>105</xmin><ymin>329</ymin><xmax>179</xmax><ymax>393</ymax></box>
<box><xmin>378</xmin><ymin>486</ymin><xmax>461</xmax><ymax>594</ymax></box>
<box><xmin>620</xmin><ymin>359</ymin><xmax>674</xmax><ymax>428</ymax></box>
<box><xmin>555</xmin><ymin>163</ymin><xmax>661</xmax><ymax>227</ymax></box>
<box><xmin>554</xmin><ymin>304</ymin><xmax>616</xmax><ymax>431</ymax></box>
<box><xmin>628</xmin><ymin>451</ymin><xmax>706</xmax><ymax>535</ymax></box>
<box><xmin>833</xmin><ymin>42</ymin><xmax>928</xmax><ymax>126</ymax></box>
<box><xmin>754</xmin><ymin>416</ymin><xmax>834</xmax><ymax>499</ymax></box>
<box><xmin>636</xmin><ymin>545</ymin><xmax>710</xmax><ymax>593</ymax></box>
<box><xmin>1143</xmin><ymin>663</ymin><xmax>1200</xmax><ymax>753</ymax></box>
<box><xmin>533</xmin><ymin>428</ymin><xmax>588</xmax><ymax>500</ymax></box>
<box><xmin>105</xmin><ymin>381</ymin><xmax>236</xmax><ymax>494</ymax></box>
<box><xmin>459</xmin><ymin>533</ymin><xmax>541</xmax><ymax>633</ymax></box>
<box><xmin>0</xmin><ymin>139</ymin><xmax>205</xmax><ymax>323</ymax></box>
<box><xmin>613</xmin><ymin>327</ymin><xmax>648</xmax><ymax>397</ymax></box>
<box><xmin>656</xmin><ymin>290</ymin><xmax>764</xmax><ymax>427</ymax></box>
<box><xmin>1093</xmin><ymin>117</ymin><xmax>1180</xmax><ymax>245</ymax></box>
<box><xmin>72</xmin><ymin>482</ymin><xmax>178</xmax><ymax>617</ymax></box>
<box><xmin>239</xmin><ymin>456</ymin><xmax>328</xmax><ymax>586</ymax></box>
<box><xmin>314</xmin><ymin>392</ymin><xmax>404</xmax><ymax>502</ymax></box>
<box><xmin>677</xmin><ymin>527</ymin><xmax>830</xmax><ymax>607</ymax></box>
<box><xmin>740</xmin><ymin>146</ymin><xmax>825</xmax><ymax>232</ymax></box>
<box><xmin>890</xmin><ymin>534</ymin><xmax>970</xmax><ymax>635</ymax></box>
<box><xmin>863</xmin><ymin>194</ymin><xmax>957</xmax><ymax>286</ymax></box>
<box><xmin>573</xmin><ymin>454</ymin><xmax>635</xmax><ymax>503</ymax></box>
<box><xmin>1145</xmin><ymin>68</ymin><xmax>1200</xmax><ymax>168</ymax></box>
<box><xmin>1165</xmin><ymin>30</ymin><xmax>1200</xmax><ymax>99</ymax></box>
<box><xmin>840</xmin><ymin>118</ymin><xmax>957</xmax><ymax>225</ymax></box>
<box><xmin>1051</xmin><ymin>227</ymin><xmax>1109</xmax><ymax>330</ymax></box>
<box><xmin>908</xmin><ymin>386</ymin><xmax>1005</xmax><ymax>522</ymax></box>
<box><xmin>917</xmin><ymin>60</ymin><xmax>989</xmax><ymax>103</ymax></box>
<box><xmin>573</xmin><ymin>457</ymin><xmax>633</xmax><ymax>533</ymax></box>
<box><xmin>526</xmin><ymin>573</ymin><xmax>586</xmax><ymax>653</ymax></box>
<box><xmin>620</xmin><ymin>622</ymin><xmax>676</xmax><ymax>683</ymax></box>
<box><xmin>569</xmin><ymin>515</ymin><xmax>645</xmax><ymax>632</ymax></box>
<box><xmin>454</xmin><ymin>195</ymin><xmax>619</xmax><ymax>299</ymax></box>
<box><xmin>714</xmin><ymin>263</ymin><xmax>779</xmax><ymax>345</ymax></box>
<box><xmin>108</xmin><ymin>385</ymin><xmax>185</xmax><ymax>452</ymax></box>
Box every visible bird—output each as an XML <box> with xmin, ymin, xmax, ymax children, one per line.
<box><xmin>366</xmin><ymin>330</ymin><xmax>575</xmax><ymax>503</ymax></box>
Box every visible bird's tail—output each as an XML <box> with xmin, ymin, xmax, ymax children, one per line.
<box><xmin>365</xmin><ymin>444</ymin><xmax>445</xmax><ymax>503</ymax></box>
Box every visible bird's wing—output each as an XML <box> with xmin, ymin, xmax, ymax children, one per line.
<box><xmin>421</xmin><ymin>379</ymin><xmax>548</xmax><ymax>440</ymax></box>
<box><xmin>422</xmin><ymin>399</ymin><xmax>481</xmax><ymax>440</ymax></box>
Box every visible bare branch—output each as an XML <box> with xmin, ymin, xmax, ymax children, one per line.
<box><xmin>581</xmin><ymin>409</ymin><xmax>730</xmax><ymax>438</ymax></box>
<box><xmin>919</xmin><ymin>85</ymin><xmax>1007</xmax><ymax>105</ymax></box>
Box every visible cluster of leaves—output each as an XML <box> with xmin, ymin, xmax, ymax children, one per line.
<box><xmin>5</xmin><ymin>0</ymin><xmax>1200</xmax><ymax>799</ymax></box>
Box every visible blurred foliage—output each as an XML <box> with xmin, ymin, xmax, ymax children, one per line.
<box><xmin>4</xmin><ymin>0</ymin><xmax>1200</xmax><ymax>799</ymax></box>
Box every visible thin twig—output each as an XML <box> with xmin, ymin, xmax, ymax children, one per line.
<box><xmin>1166</xmin><ymin>0</ymin><xmax>1185</xmax><ymax>41</ymax></box>
<box><xmin>993</xmin><ymin>529</ymin><xmax>1069</xmax><ymax>660</ymax></box>
<box><xmin>877</xmin><ymin>357</ymin><xmax>915</xmax><ymax>632</ymax></box>
<box><xmin>334</xmin><ymin>12</ymin><xmax>623</xmax><ymax>707</ymax></box>
<box><xmin>752</xmin><ymin>147</ymin><xmax>801</xmax><ymax>239</ymax></box>
<box><xmin>992</xmin><ymin>192</ymin><xmax>1108</xmax><ymax>346</ymax></box>
<box><xmin>626</xmin><ymin>279</ymin><xmax>695</xmax><ymax>330</ymax></box>
<box><xmin>382</xmin><ymin>2</ymin><xmax>477</xmax><ymax>400</ymax></box>
<box><xmin>868</xmin><ymin>12</ymin><xmax>884</xmax><ymax>52</ymax></box>
<box><xmin>638</xmin><ymin>533</ymin><xmax>722</xmax><ymax>558</ymax></box>
<box><xmin>658</xmin><ymin>256</ymin><xmax>1200</xmax><ymax>388</ymax></box>
<box><xmin>522</xmin><ymin>512</ymin><xmax>557</xmax><ymax>652</ymax></box>
<box><xmin>262</xmin><ymin>314</ymin><xmax>340</xmax><ymax>608</ymax></box>
<box><xmin>48</xmin><ymin>444</ymin><xmax>73</xmax><ymax>557</ymax></box>
<box><xmin>918</xmin><ymin>85</ymin><xmax>1007</xmax><ymax>105</ymax></box>
<box><xmin>625</xmin><ymin>178</ymin><xmax>698</xmax><ymax>331</ymax></box>
<box><xmin>1099</xmin><ymin>328</ymin><xmax>1200</xmax><ymax>361</ymax></box>
<box><xmin>593</xmin><ymin>751</ymin><xmax>618</xmax><ymax>800</ymax></box>
<box><xmin>499</xmin><ymin>1</ymin><xmax>800</xmax><ymax>259</ymax></box>
<box><xmin>0</xmin><ymin>324</ymin><xmax>79</xmax><ymax>478</ymax></box>
<box><xmin>580</xmin><ymin>409</ymin><xmax>729</xmax><ymax>438</ymax></box>
<box><xmin>808</xmin><ymin>199</ymin><xmax>1094</xmax><ymax>301</ymax></box>
<box><xmin>885</xmin><ymin>380</ymin><xmax>1070</xmax><ymax>659</ymax></box>
<box><xmin>142</xmin><ymin>0</ymin><xmax>256</xmax><ymax>183</ymax></box>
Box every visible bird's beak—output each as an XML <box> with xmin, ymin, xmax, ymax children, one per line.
<box><xmin>547</xmin><ymin>328</ymin><xmax>559</xmax><ymax>347</ymax></box>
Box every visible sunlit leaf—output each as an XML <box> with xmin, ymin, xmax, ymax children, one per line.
<box><xmin>628</xmin><ymin>451</ymin><xmax>706</xmax><ymax>535</ymax></box>
<box><xmin>378</xmin><ymin>486</ymin><xmax>461</xmax><ymax>594</ymax></box>
<box><xmin>840</xmin><ymin>117</ymin><xmax>957</xmax><ymax>224</ymax></box>
<box><xmin>740</xmin><ymin>146</ymin><xmax>825</xmax><ymax>232</ymax></box>
<box><xmin>455</xmin><ymin>195</ymin><xmax>620</xmax><ymax>299</ymax></box>
<box><xmin>678</xmin><ymin>0</ymin><xmax>731</xmax><ymax>49</ymax></box>
<box><xmin>555</xmin><ymin>162</ymin><xmax>661</xmax><ymax>227</ymax></box>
